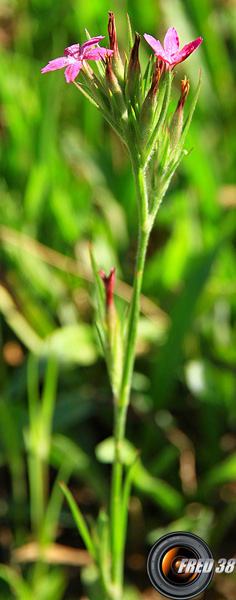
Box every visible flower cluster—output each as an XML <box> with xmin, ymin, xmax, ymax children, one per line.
<box><xmin>42</xmin><ymin>25</ymin><xmax>202</xmax><ymax>81</ymax></box>
<box><xmin>42</xmin><ymin>15</ymin><xmax>203</xmax><ymax>383</ymax></box>
<box><xmin>42</xmin><ymin>15</ymin><xmax>202</xmax><ymax>175</ymax></box>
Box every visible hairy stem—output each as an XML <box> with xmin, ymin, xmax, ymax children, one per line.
<box><xmin>110</xmin><ymin>165</ymin><xmax>151</xmax><ymax>597</ymax></box>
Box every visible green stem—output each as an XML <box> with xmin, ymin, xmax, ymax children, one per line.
<box><xmin>110</xmin><ymin>164</ymin><xmax>151</xmax><ymax>597</ymax></box>
<box><xmin>149</xmin><ymin>170</ymin><xmax>178</xmax><ymax>228</ymax></box>
<box><xmin>28</xmin><ymin>452</ymin><xmax>46</xmax><ymax>538</ymax></box>
<box><xmin>121</xmin><ymin>225</ymin><xmax>150</xmax><ymax>407</ymax></box>
<box><xmin>27</xmin><ymin>357</ymin><xmax>46</xmax><ymax>538</ymax></box>
<box><xmin>109</xmin><ymin>164</ymin><xmax>177</xmax><ymax>599</ymax></box>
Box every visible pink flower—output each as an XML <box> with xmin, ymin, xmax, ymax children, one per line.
<box><xmin>144</xmin><ymin>27</ymin><xmax>203</xmax><ymax>68</ymax></box>
<box><xmin>41</xmin><ymin>36</ymin><xmax>113</xmax><ymax>83</ymax></box>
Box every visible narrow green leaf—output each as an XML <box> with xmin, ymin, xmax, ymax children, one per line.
<box><xmin>0</xmin><ymin>565</ymin><xmax>34</xmax><ymax>600</ymax></box>
<box><xmin>96</xmin><ymin>509</ymin><xmax>111</xmax><ymax>594</ymax></box>
<box><xmin>41</xmin><ymin>354</ymin><xmax>58</xmax><ymax>431</ymax></box>
<box><xmin>181</xmin><ymin>70</ymin><xmax>202</xmax><ymax>147</ymax></box>
<box><xmin>98</xmin><ymin>105</ymin><xmax>124</xmax><ymax>140</ymax></box>
<box><xmin>123</xmin><ymin>52</ymin><xmax>128</xmax><ymax>82</ymax></box>
<box><xmin>0</xmin><ymin>400</ymin><xmax>26</xmax><ymax>504</ymax></box>
<box><xmin>84</xmin><ymin>28</ymin><xmax>91</xmax><ymax>40</ymax></box>
<box><xmin>142</xmin><ymin>55</ymin><xmax>155</xmax><ymax>97</ymax></box>
<box><xmin>127</xmin><ymin>14</ymin><xmax>133</xmax><ymax>48</ymax></box>
<box><xmin>51</xmin><ymin>434</ymin><xmax>89</xmax><ymax>472</ymax></box>
<box><xmin>132</xmin><ymin>462</ymin><xmax>183</xmax><ymax>513</ymax></box>
<box><xmin>59</xmin><ymin>482</ymin><xmax>97</xmax><ymax>562</ymax></box>
<box><xmin>27</xmin><ymin>354</ymin><xmax>39</xmax><ymax>429</ymax></box>
<box><xmin>121</xmin><ymin>451</ymin><xmax>140</xmax><ymax>549</ymax></box>
<box><xmin>41</xmin><ymin>460</ymin><xmax>72</xmax><ymax>545</ymax></box>
<box><xmin>89</xmin><ymin>244</ymin><xmax>105</xmax><ymax>323</ymax></box>
<box><xmin>33</xmin><ymin>569</ymin><xmax>67</xmax><ymax>600</ymax></box>
<box><xmin>79</xmin><ymin>70</ymin><xmax>110</xmax><ymax>110</ymax></box>
<box><xmin>73</xmin><ymin>81</ymin><xmax>99</xmax><ymax>108</ymax></box>
<box><xmin>202</xmin><ymin>450</ymin><xmax>236</xmax><ymax>490</ymax></box>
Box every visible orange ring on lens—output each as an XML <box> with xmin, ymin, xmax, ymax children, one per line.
<box><xmin>161</xmin><ymin>546</ymin><xmax>199</xmax><ymax>585</ymax></box>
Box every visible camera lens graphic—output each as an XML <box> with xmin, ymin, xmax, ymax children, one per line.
<box><xmin>147</xmin><ymin>532</ymin><xmax>214</xmax><ymax>599</ymax></box>
<box><xmin>161</xmin><ymin>546</ymin><xmax>198</xmax><ymax>584</ymax></box>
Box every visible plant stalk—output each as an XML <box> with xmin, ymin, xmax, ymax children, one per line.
<box><xmin>110</xmin><ymin>164</ymin><xmax>151</xmax><ymax>598</ymax></box>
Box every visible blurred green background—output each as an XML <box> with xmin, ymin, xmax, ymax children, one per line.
<box><xmin>1</xmin><ymin>0</ymin><xmax>236</xmax><ymax>598</ymax></box>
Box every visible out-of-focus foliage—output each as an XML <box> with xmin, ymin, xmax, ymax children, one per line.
<box><xmin>0</xmin><ymin>0</ymin><xmax>236</xmax><ymax>598</ymax></box>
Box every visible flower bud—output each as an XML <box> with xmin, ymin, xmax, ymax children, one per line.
<box><xmin>108</xmin><ymin>12</ymin><xmax>119</xmax><ymax>56</ymax></box>
<box><xmin>108</xmin><ymin>11</ymin><xmax>124</xmax><ymax>81</ymax></box>
<box><xmin>99</xmin><ymin>267</ymin><xmax>117</xmax><ymax>342</ymax></box>
<box><xmin>147</xmin><ymin>62</ymin><xmax>162</xmax><ymax>99</ymax></box>
<box><xmin>140</xmin><ymin>61</ymin><xmax>161</xmax><ymax>141</ymax></box>
<box><xmin>105</xmin><ymin>56</ymin><xmax>127</xmax><ymax>118</ymax></box>
<box><xmin>99</xmin><ymin>268</ymin><xmax>123</xmax><ymax>397</ymax></box>
<box><xmin>99</xmin><ymin>268</ymin><xmax>116</xmax><ymax>315</ymax></box>
<box><xmin>169</xmin><ymin>76</ymin><xmax>190</xmax><ymax>150</ymax></box>
<box><xmin>127</xmin><ymin>32</ymin><xmax>141</xmax><ymax>104</ymax></box>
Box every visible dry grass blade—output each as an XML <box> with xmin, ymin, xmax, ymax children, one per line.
<box><xmin>12</xmin><ymin>542</ymin><xmax>92</xmax><ymax>566</ymax></box>
<box><xmin>0</xmin><ymin>226</ymin><xmax>169</xmax><ymax>327</ymax></box>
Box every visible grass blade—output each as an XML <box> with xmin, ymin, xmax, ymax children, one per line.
<box><xmin>59</xmin><ymin>482</ymin><xmax>98</xmax><ymax>562</ymax></box>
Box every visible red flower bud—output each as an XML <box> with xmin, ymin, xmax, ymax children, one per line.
<box><xmin>98</xmin><ymin>267</ymin><xmax>122</xmax><ymax>396</ymax></box>
<box><xmin>108</xmin><ymin>12</ymin><xmax>124</xmax><ymax>81</ymax></box>
<box><xmin>108</xmin><ymin>12</ymin><xmax>119</xmax><ymax>56</ymax></box>
<box><xmin>99</xmin><ymin>268</ymin><xmax>115</xmax><ymax>312</ymax></box>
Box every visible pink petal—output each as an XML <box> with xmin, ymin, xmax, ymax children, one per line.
<box><xmin>174</xmin><ymin>36</ymin><xmax>203</xmax><ymax>64</ymax></box>
<box><xmin>80</xmin><ymin>35</ymin><xmax>105</xmax><ymax>54</ymax></box>
<box><xmin>143</xmin><ymin>33</ymin><xmax>165</xmax><ymax>59</ymax></box>
<box><xmin>64</xmin><ymin>61</ymin><xmax>82</xmax><ymax>83</ymax></box>
<box><xmin>164</xmin><ymin>27</ymin><xmax>179</xmax><ymax>56</ymax></box>
<box><xmin>41</xmin><ymin>56</ymin><xmax>71</xmax><ymax>73</ymax></box>
<box><xmin>85</xmin><ymin>47</ymin><xmax>113</xmax><ymax>61</ymax></box>
<box><xmin>64</xmin><ymin>44</ymin><xmax>80</xmax><ymax>57</ymax></box>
